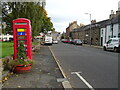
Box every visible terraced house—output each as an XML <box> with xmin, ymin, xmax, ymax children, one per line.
<box><xmin>70</xmin><ymin>7</ymin><xmax>120</xmax><ymax>46</ymax></box>
<box><xmin>100</xmin><ymin>10</ymin><xmax>120</xmax><ymax>46</ymax></box>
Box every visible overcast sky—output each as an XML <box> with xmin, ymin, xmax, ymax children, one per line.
<box><xmin>45</xmin><ymin>0</ymin><xmax>120</xmax><ymax>33</ymax></box>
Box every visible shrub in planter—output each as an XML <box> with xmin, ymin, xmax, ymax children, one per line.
<box><xmin>10</xmin><ymin>59</ymin><xmax>34</xmax><ymax>73</ymax></box>
<box><xmin>11</xmin><ymin>41</ymin><xmax>34</xmax><ymax>73</ymax></box>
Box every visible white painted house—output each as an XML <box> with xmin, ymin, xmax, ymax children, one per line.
<box><xmin>100</xmin><ymin>15</ymin><xmax>120</xmax><ymax>46</ymax></box>
<box><xmin>100</xmin><ymin>2</ymin><xmax>120</xmax><ymax>46</ymax></box>
<box><xmin>100</xmin><ymin>4</ymin><xmax>120</xmax><ymax>46</ymax></box>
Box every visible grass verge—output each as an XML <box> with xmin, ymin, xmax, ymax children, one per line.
<box><xmin>1</xmin><ymin>42</ymin><xmax>14</xmax><ymax>58</ymax></box>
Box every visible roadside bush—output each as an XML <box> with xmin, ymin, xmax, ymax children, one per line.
<box><xmin>2</xmin><ymin>56</ymin><xmax>13</xmax><ymax>71</ymax></box>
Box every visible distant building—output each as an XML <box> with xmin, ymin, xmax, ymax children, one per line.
<box><xmin>34</xmin><ymin>33</ymin><xmax>44</xmax><ymax>41</ymax></box>
<box><xmin>51</xmin><ymin>32</ymin><xmax>61</xmax><ymax>41</ymax></box>
<box><xmin>66</xmin><ymin>21</ymin><xmax>79</xmax><ymax>39</ymax></box>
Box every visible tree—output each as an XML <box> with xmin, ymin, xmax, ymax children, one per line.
<box><xmin>61</xmin><ymin>32</ymin><xmax>66</xmax><ymax>39</ymax></box>
<box><xmin>2</xmin><ymin>2</ymin><xmax>55</xmax><ymax>37</ymax></box>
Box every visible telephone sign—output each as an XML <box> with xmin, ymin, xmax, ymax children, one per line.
<box><xmin>17</xmin><ymin>28</ymin><xmax>26</xmax><ymax>32</ymax></box>
<box><xmin>12</xmin><ymin>18</ymin><xmax>32</xmax><ymax>60</ymax></box>
<box><xmin>17</xmin><ymin>32</ymin><xmax>25</xmax><ymax>35</ymax></box>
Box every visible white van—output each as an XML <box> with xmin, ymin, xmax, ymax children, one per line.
<box><xmin>103</xmin><ymin>38</ymin><xmax>120</xmax><ymax>52</ymax></box>
<box><xmin>44</xmin><ymin>35</ymin><xmax>53</xmax><ymax>45</ymax></box>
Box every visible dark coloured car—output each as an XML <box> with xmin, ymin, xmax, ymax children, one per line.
<box><xmin>74</xmin><ymin>39</ymin><xmax>82</xmax><ymax>45</ymax></box>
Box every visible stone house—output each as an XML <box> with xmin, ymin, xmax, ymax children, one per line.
<box><xmin>71</xmin><ymin>20</ymin><xmax>109</xmax><ymax>46</ymax></box>
<box><xmin>71</xmin><ymin>9</ymin><xmax>120</xmax><ymax>46</ymax></box>
<box><xmin>66</xmin><ymin>21</ymin><xmax>79</xmax><ymax>39</ymax></box>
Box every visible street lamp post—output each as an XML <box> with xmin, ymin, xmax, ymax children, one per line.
<box><xmin>85</xmin><ymin>13</ymin><xmax>91</xmax><ymax>45</ymax></box>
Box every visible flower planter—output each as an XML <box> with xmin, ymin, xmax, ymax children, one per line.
<box><xmin>13</xmin><ymin>64</ymin><xmax>32</xmax><ymax>73</ymax></box>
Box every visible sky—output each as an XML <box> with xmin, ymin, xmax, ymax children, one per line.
<box><xmin>45</xmin><ymin>0</ymin><xmax>120</xmax><ymax>33</ymax></box>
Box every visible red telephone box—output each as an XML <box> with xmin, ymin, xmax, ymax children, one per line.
<box><xmin>13</xmin><ymin>18</ymin><xmax>32</xmax><ymax>60</ymax></box>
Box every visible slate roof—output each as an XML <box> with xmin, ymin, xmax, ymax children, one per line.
<box><xmin>71</xmin><ymin>15</ymin><xmax>119</xmax><ymax>32</ymax></box>
<box><xmin>107</xmin><ymin>15</ymin><xmax>120</xmax><ymax>25</ymax></box>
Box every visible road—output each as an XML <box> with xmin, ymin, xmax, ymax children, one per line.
<box><xmin>50</xmin><ymin>42</ymin><xmax>118</xmax><ymax>89</ymax></box>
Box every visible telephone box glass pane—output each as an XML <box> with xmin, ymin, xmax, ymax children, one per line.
<box><xmin>17</xmin><ymin>40</ymin><xmax>26</xmax><ymax>44</ymax></box>
<box><xmin>17</xmin><ymin>36</ymin><xmax>26</xmax><ymax>39</ymax></box>
<box><xmin>15</xmin><ymin>23</ymin><xmax>27</xmax><ymax>25</ymax></box>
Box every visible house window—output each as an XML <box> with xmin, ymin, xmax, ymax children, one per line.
<box><xmin>101</xmin><ymin>30</ymin><xmax>103</xmax><ymax>35</ymax></box>
<box><xmin>4</xmin><ymin>37</ymin><xmax>7</xmax><ymax>39</ymax></box>
<box><xmin>114</xmin><ymin>36</ymin><xmax>116</xmax><ymax>38</ymax></box>
<box><xmin>110</xmin><ymin>24</ymin><xmax>113</xmax><ymax>32</ymax></box>
<box><xmin>119</xmin><ymin>24</ymin><xmax>120</xmax><ymax>31</ymax></box>
<box><xmin>118</xmin><ymin>33</ymin><xmax>120</xmax><ymax>38</ymax></box>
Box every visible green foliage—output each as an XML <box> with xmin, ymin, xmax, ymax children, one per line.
<box><xmin>2</xmin><ymin>2</ymin><xmax>55</xmax><ymax>36</ymax></box>
<box><xmin>10</xmin><ymin>59</ymin><xmax>34</xmax><ymax>66</ymax></box>
<box><xmin>32</xmin><ymin>40</ymin><xmax>39</xmax><ymax>46</ymax></box>
<box><xmin>17</xmin><ymin>42</ymin><xmax>26</xmax><ymax>59</ymax></box>
<box><xmin>61</xmin><ymin>32</ymin><xmax>66</xmax><ymax>39</ymax></box>
<box><xmin>14</xmin><ymin>41</ymin><xmax>34</xmax><ymax>66</ymax></box>
<box><xmin>2</xmin><ymin>58</ymin><xmax>34</xmax><ymax>70</ymax></box>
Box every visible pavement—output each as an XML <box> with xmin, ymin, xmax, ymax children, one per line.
<box><xmin>83</xmin><ymin>44</ymin><xmax>103</xmax><ymax>49</ymax></box>
<box><xmin>2</xmin><ymin>46</ymin><xmax>64</xmax><ymax>89</ymax></box>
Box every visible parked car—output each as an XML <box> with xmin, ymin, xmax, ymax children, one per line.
<box><xmin>68</xmin><ymin>39</ymin><xmax>74</xmax><ymax>44</ymax></box>
<box><xmin>64</xmin><ymin>39</ymin><xmax>69</xmax><ymax>43</ymax></box>
<box><xmin>103</xmin><ymin>38</ymin><xmax>120</xmax><ymax>52</ymax></box>
<box><xmin>9</xmin><ymin>37</ymin><xmax>13</xmax><ymax>42</ymax></box>
<box><xmin>70</xmin><ymin>40</ymin><xmax>74</xmax><ymax>44</ymax></box>
<box><xmin>61</xmin><ymin>39</ymin><xmax>66</xmax><ymax>42</ymax></box>
<box><xmin>53</xmin><ymin>40</ymin><xmax>58</xmax><ymax>44</ymax></box>
<box><xmin>74</xmin><ymin>39</ymin><xmax>82</xmax><ymax>45</ymax></box>
<box><xmin>61</xmin><ymin>39</ymin><xmax>69</xmax><ymax>43</ymax></box>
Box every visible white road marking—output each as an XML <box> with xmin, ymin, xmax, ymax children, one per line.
<box><xmin>49</xmin><ymin>46</ymin><xmax>73</xmax><ymax>89</ymax></box>
<box><xmin>71</xmin><ymin>72</ymin><xmax>95</xmax><ymax>90</ymax></box>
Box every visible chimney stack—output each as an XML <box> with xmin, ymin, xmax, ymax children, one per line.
<box><xmin>116</xmin><ymin>1</ymin><xmax>120</xmax><ymax>16</ymax></box>
<box><xmin>118</xmin><ymin>1</ymin><xmax>120</xmax><ymax>11</ymax></box>
<box><xmin>109</xmin><ymin>10</ymin><xmax>115</xmax><ymax>19</ymax></box>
